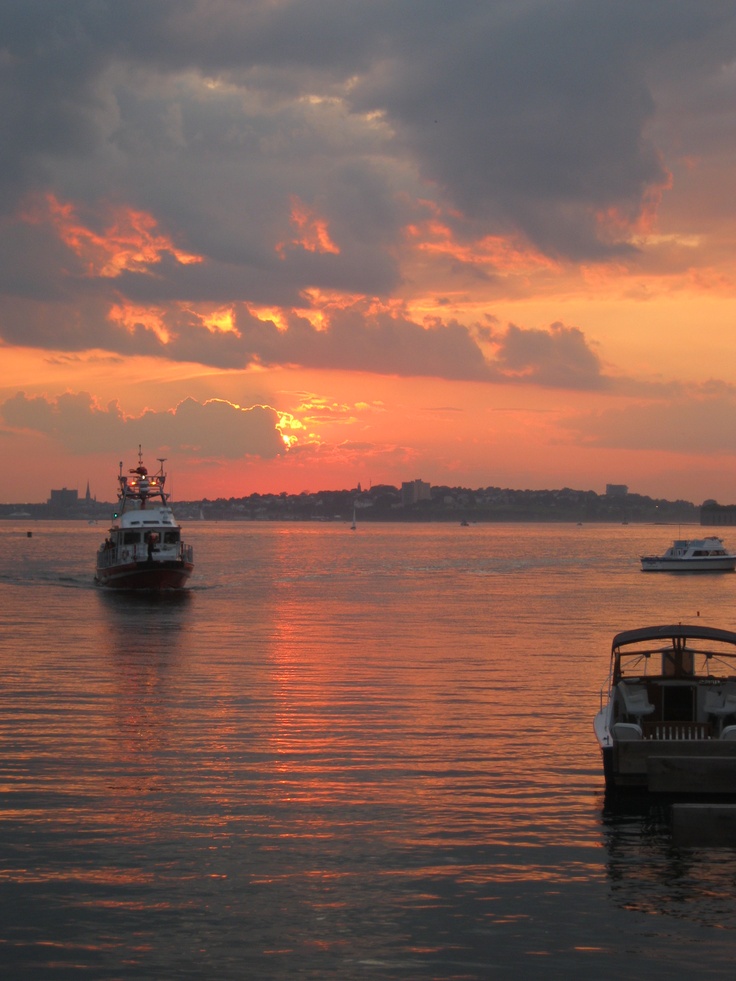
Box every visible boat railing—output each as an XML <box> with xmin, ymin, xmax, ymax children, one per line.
<box><xmin>642</xmin><ymin>721</ymin><xmax>711</xmax><ymax>741</ymax></box>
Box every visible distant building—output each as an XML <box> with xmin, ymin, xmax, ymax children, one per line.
<box><xmin>701</xmin><ymin>502</ymin><xmax>736</xmax><ymax>526</ymax></box>
<box><xmin>401</xmin><ymin>479</ymin><xmax>431</xmax><ymax>506</ymax></box>
<box><xmin>605</xmin><ymin>484</ymin><xmax>628</xmax><ymax>498</ymax></box>
<box><xmin>48</xmin><ymin>487</ymin><xmax>78</xmax><ymax>508</ymax></box>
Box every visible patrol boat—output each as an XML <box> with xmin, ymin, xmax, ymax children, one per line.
<box><xmin>95</xmin><ymin>448</ymin><xmax>194</xmax><ymax>590</ymax></box>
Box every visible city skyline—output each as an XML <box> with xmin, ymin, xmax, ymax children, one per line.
<box><xmin>9</xmin><ymin>475</ymin><xmax>711</xmax><ymax>511</ymax></box>
<box><xmin>2</xmin><ymin>3</ymin><xmax>736</xmax><ymax>504</ymax></box>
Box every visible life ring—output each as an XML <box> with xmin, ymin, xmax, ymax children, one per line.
<box><xmin>122</xmin><ymin>549</ymin><xmax>131</xmax><ymax>561</ymax></box>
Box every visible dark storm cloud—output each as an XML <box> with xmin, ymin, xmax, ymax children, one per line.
<box><xmin>3</xmin><ymin>1</ymin><xmax>735</xmax><ymax>242</ymax></box>
<box><xmin>0</xmin><ymin>390</ymin><xmax>286</xmax><ymax>458</ymax></box>
<box><xmin>1</xmin><ymin>0</ymin><xmax>735</xmax><ymax>378</ymax></box>
<box><xmin>347</xmin><ymin>0</ymin><xmax>736</xmax><ymax>258</ymax></box>
<box><xmin>493</xmin><ymin>321</ymin><xmax>606</xmax><ymax>390</ymax></box>
<box><xmin>0</xmin><ymin>283</ymin><xmax>608</xmax><ymax>388</ymax></box>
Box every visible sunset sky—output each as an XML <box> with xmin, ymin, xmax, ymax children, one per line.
<box><xmin>3</xmin><ymin>1</ymin><xmax>736</xmax><ymax>504</ymax></box>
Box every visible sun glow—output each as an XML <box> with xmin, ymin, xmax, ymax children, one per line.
<box><xmin>276</xmin><ymin>410</ymin><xmax>305</xmax><ymax>449</ymax></box>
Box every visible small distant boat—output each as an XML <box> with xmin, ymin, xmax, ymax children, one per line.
<box><xmin>640</xmin><ymin>536</ymin><xmax>736</xmax><ymax>572</ymax></box>
<box><xmin>350</xmin><ymin>506</ymin><xmax>357</xmax><ymax>530</ymax></box>
<box><xmin>95</xmin><ymin>447</ymin><xmax>194</xmax><ymax>590</ymax></box>
<box><xmin>594</xmin><ymin>624</ymin><xmax>736</xmax><ymax>794</ymax></box>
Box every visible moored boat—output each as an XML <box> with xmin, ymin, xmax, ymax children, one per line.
<box><xmin>95</xmin><ymin>448</ymin><xmax>194</xmax><ymax>590</ymax></box>
<box><xmin>594</xmin><ymin>624</ymin><xmax>736</xmax><ymax>795</ymax></box>
<box><xmin>640</xmin><ymin>536</ymin><xmax>736</xmax><ymax>572</ymax></box>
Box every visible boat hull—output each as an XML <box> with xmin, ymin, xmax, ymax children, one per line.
<box><xmin>600</xmin><ymin>737</ymin><xmax>736</xmax><ymax>794</ymax></box>
<box><xmin>640</xmin><ymin>537</ymin><xmax>736</xmax><ymax>571</ymax></box>
<box><xmin>95</xmin><ymin>558</ymin><xmax>193</xmax><ymax>591</ymax></box>
<box><xmin>641</xmin><ymin>557</ymin><xmax>736</xmax><ymax>572</ymax></box>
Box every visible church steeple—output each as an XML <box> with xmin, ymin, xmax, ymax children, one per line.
<box><xmin>85</xmin><ymin>480</ymin><xmax>91</xmax><ymax>504</ymax></box>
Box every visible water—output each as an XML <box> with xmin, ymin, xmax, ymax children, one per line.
<box><xmin>2</xmin><ymin>520</ymin><xmax>736</xmax><ymax>979</ymax></box>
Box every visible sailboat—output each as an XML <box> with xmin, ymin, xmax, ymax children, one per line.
<box><xmin>350</xmin><ymin>505</ymin><xmax>357</xmax><ymax>530</ymax></box>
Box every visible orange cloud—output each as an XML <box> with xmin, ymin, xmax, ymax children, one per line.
<box><xmin>595</xmin><ymin>172</ymin><xmax>672</xmax><ymax>240</ymax></box>
<box><xmin>298</xmin><ymin>290</ymin><xmax>407</xmax><ymax>323</ymax></box>
<box><xmin>296</xmin><ymin>289</ymin><xmax>368</xmax><ymax>330</ymax></box>
<box><xmin>246</xmin><ymin>304</ymin><xmax>290</xmax><ymax>332</ymax></box>
<box><xmin>108</xmin><ymin>302</ymin><xmax>169</xmax><ymax>343</ymax></box>
<box><xmin>277</xmin><ymin>196</ymin><xmax>340</xmax><ymax>256</ymax></box>
<box><xmin>21</xmin><ymin>192</ymin><xmax>203</xmax><ymax>277</ymax></box>
<box><xmin>405</xmin><ymin>218</ymin><xmax>559</xmax><ymax>274</ymax></box>
<box><xmin>202</xmin><ymin>306</ymin><xmax>239</xmax><ymax>335</ymax></box>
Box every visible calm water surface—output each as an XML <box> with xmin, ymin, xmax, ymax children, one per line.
<box><xmin>2</xmin><ymin>521</ymin><xmax>736</xmax><ymax>979</ymax></box>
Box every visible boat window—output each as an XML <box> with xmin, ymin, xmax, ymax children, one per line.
<box><xmin>663</xmin><ymin>647</ymin><xmax>695</xmax><ymax>677</ymax></box>
<box><xmin>163</xmin><ymin>531</ymin><xmax>180</xmax><ymax>544</ymax></box>
<box><xmin>123</xmin><ymin>531</ymin><xmax>142</xmax><ymax>544</ymax></box>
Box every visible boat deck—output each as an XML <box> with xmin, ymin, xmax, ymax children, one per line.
<box><xmin>611</xmin><ymin>676</ymin><xmax>736</xmax><ymax>790</ymax></box>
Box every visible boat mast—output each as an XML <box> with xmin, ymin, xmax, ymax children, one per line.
<box><xmin>158</xmin><ymin>458</ymin><xmax>169</xmax><ymax>502</ymax></box>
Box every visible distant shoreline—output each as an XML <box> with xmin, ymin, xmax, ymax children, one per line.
<box><xmin>2</xmin><ymin>483</ymin><xmax>729</xmax><ymax>527</ymax></box>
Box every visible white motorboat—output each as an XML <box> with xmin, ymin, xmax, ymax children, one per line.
<box><xmin>640</xmin><ymin>536</ymin><xmax>736</xmax><ymax>572</ymax></box>
<box><xmin>95</xmin><ymin>448</ymin><xmax>194</xmax><ymax>590</ymax></box>
<box><xmin>594</xmin><ymin>624</ymin><xmax>736</xmax><ymax>794</ymax></box>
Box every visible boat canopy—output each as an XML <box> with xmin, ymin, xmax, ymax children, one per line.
<box><xmin>608</xmin><ymin>623</ymin><xmax>736</xmax><ymax>684</ymax></box>
<box><xmin>612</xmin><ymin>624</ymin><xmax>736</xmax><ymax>651</ymax></box>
